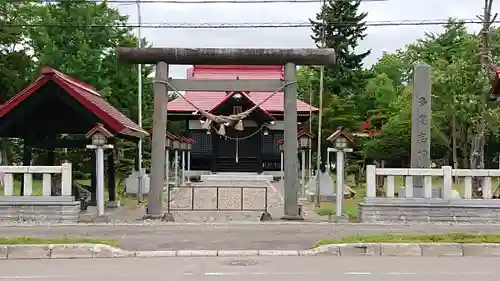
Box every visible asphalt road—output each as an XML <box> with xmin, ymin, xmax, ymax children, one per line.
<box><xmin>3</xmin><ymin>223</ymin><xmax>500</xmax><ymax>250</ymax></box>
<box><xmin>1</xmin><ymin>256</ymin><xmax>499</xmax><ymax>280</ymax></box>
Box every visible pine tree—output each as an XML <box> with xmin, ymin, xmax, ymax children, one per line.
<box><xmin>310</xmin><ymin>0</ymin><xmax>371</xmax><ymax>98</ymax></box>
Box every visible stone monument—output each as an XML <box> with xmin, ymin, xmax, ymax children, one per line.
<box><xmin>305</xmin><ymin>171</ymin><xmax>335</xmax><ymax>202</ymax></box>
<box><xmin>410</xmin><ymin>63</ymin><xmax>431</xmax><ymax>198</ymax></box>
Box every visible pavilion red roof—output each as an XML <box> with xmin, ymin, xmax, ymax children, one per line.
<box><xmin>85</xmin><ymin>123</ymin><xmax>114</xmax><ymax>139</ymax></box>
<box><xmin>276</xmin><ymin>129</ymin><xmax>315</xmax><ymax>145</ymax></box>
<box><xmin>168</xmin><ymin>65</ymin><xmax>318</xmax><ymax>114</ymax></box>
<box><xmin>0</xmin><ymin>67</ymin><xmax>148</xmax><ymax>138</ymax></box>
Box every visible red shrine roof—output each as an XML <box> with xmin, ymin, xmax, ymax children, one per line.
<box><xmin>490</xmin><ymin>67</ymin><xmax>500</xmax><ymax>100</ymax></box>
<box><xmin>168</xmin><ymin>65</ymin><xmax>318</xmax><ymax>113</ymax></box>
<box><xmin>0</xmin><ymin>67</ymin><xmax>148</xmax><ymax>138</ymax></box>
<box><xmin>210</xmin><ymin>90</ymin><xmax>275</xmax><ymax>120</ymax></box>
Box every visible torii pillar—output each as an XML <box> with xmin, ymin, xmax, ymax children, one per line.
<box><xmin>117</xmin><ymin>47</ymin><xmax>336</xmax><ymax>220</ymax></box>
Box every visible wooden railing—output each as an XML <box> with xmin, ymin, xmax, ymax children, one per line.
<box><xmin>0</xmin><ymin>163</ymin><xmax>72</xmax><ymax>196</ymax></box>
<box><xmin>366</xmin><ymin>165</ymin><xmax>499</xmax><ymax>199</ymax></box>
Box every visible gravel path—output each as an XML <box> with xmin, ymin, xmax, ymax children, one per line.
<box><xmin>167</xmin><ymin>181</ymin><xmax>284</xmax><ymax>222</ymax></box>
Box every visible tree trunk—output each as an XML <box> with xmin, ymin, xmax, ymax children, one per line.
<box><xmin>471</xmin><ymin>0</ymin><xmax>497</xmax><ymax>197</ymax></box>
<box><xmin>452</xmin><ymin>113</ymin><xmax>458</xmax><ymax>182</ymax></box>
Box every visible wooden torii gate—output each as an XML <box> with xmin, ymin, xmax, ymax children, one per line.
<box><xmin>116</xmin><ymin>47</ymin><xmax>336</xmax><ymax>220</ymax></box>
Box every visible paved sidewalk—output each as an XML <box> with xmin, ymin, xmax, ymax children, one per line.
<box><xmin>3</xmin><ymin>223</ymin><xmax>500</xmax><ymax>251</ymax></box>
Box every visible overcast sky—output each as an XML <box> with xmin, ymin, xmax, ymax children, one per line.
<box><xmin>113</xmin><ymin>0</ymin><xmax>497</xmax><ymax>78</ymax></box>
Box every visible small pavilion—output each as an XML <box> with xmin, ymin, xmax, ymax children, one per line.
<box><xmin>0</xmin><ymin>67</ymin><xmax>148</xmax><ymax>201</ymax></box>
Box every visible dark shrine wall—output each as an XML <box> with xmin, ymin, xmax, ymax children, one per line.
<box><xmin>189</xmin><ymin>129</ymin><xmax>283</xmax><ymax>171</ymax></box>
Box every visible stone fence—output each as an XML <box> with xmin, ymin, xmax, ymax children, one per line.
<box><xmin>359</xmin><ymin>165</ymin><xmax>500</xmax><ymax>223</ymax></box>
<box><xmin>0</xmin><ymin>163</ymin><xmax>80</xmax><ymax>223</ymax></box>
<box><xmin>1</xmin><ymin>163</ymin><xmax>73</xmax><ymax>196</ymax></box>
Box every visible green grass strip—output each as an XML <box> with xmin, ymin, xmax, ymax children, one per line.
<box><xmin>0</xmin><ymin>236</ymin><xmax>120</xmax><ymax>247</ymax></box>
<box><xmin>313</xmin><ymin>233</ymin><xmax>500</xmax><ymax>248</ymax></box>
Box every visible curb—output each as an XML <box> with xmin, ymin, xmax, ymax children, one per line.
<box><xmin>2</xmin><ymin>243</ymin><xmax>500</xmax><ymax>260</ymax></box>
<box><xmin>4</xmin><ymin>222</ymin><xmax>500</xmax><ymax>226</ymax></box>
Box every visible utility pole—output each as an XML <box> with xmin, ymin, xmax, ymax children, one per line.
<box><xmin>315</xmin><ymin>0</ymin><xmax>327</xmax><ymax>208</ymax></box>
<box><xmin>136</xmin><ymin>0</ymin><xmax>144</xmax><ymax>203</ymax></box>
<box><xmin>315</xmin><ymin>66</ymin><xmax>324</xmax><ymax>207</ymax></box>
<box><xmin>308</xmin><ymin>83</ymin><xmax>313</xmax><ymax>181</ymax></box>
<box><xmin>471</xmin><ymin>0</ymin><xmax>497</xmax><ymax>196</ymax></box>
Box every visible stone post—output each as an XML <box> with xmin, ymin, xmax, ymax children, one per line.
<box><xmin>280</xmin><ymin>150</ymin><xmax>284</xmax><ymax>179</ymax></box>
<box><xmin>175</xmin><ymin>150</ymin><xmax>179</xmax><ymax>187</ymax></box>
<box><xmin>96</xmin><ymin>146</ymin><xmax>105</xmax><ymax>216</ymax></box>
<box><xmin>181</xmin><ymin>150</ymin><xmax>186</xmax><ymax>185</ymax></box>
<box><xmin>301</xmin><ymin>149</ymin><xmax>306</xmax><ymax>195</ymax></box>
<box><xmin>335</xmin><ymin>150</ymin><xmax>344</xmax><ymax>216</ymax></box>
<box><xmin>165</xmin><ymin>149</ymin><xmax>170</xmax><ymax>186</ymax></box>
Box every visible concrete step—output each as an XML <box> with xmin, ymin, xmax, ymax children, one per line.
<box><xmin>201</xmin><ymin>173</ymin><xmax>273</xmax><ymax>182</ymax></box>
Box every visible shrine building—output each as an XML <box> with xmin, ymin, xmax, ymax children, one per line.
<box><xmin>167</xmin><ymin>65</ymin><xmax>318</xmax><ymax>175</ymax></box>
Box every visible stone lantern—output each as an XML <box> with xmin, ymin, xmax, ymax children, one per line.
<box><xmin>326</xmin><ymin>127</ymin><xmax>354</xmax><ymax>218</ymax></box>
<box><xmin>297</xmin><ymin>130</ymin><xmax>315</xmax><ymax>193</ymax></box>
<box><xmin>85</xmin><ymin>123</ymin><xmax>114</xmax><ymax>217</ymax></box>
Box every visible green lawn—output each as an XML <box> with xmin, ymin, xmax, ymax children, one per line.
<box><xmin>0</xmin><ymin>236</ymin><xmax>120</xmax><ymax>247</ymax></box>
<box><xmin>382</xmin><ymin>176</ymin><xmax>466</xmax><ymax>196</ymax></box>
<box><xmin>0</xmin><ymin>179</ymin><xmax>91</xmax><ymax>196</ymax></box>
<box><xmin>315</xmin><ymin>200</ymin><xmax>358</xmax><ymax>222</ymax></box>
<box><xmin>0</xmin><ymin>178</ymin><xmax>141</xmax><ymax>208</ymax></box>
<box><xmin>313</xmin><ymin>233</ymin><xmax>500</xmax><ymax>247</ymax></box>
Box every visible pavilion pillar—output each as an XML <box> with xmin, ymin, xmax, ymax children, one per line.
<box><xmin>146</xmin><ymin>61</ymin><xmax>169</xmax><ymax>219</ymax></box>
<box><xmin>46</xmin><ymin>135</ymin><xmax>56</xmax><ymax>166</ymax></box>
<box><xmin>210</xmin><ymin>133</ymin><xmax>217</xmax><ymax>173</ymax></box>
<box><xmin>107</xmin><ymin>149</ymin><xmax>117</xmax><ymax>203</ymax></box>
<box><xmin>174</xmin><ymin>150</ymin><xmax>179</xmax><ymax>186</ymax></box>
<box><xmin>280</xmin><ymin>150</ymin><xmax>284</xmax><ymax>178</ymax></box>
<box><xmin>165</xmin><ymin>148</ymin><xmax>170</xmax><ymax>185</ymax></box>
<box><xmin>258</xmin><ymin>124</ymin><xmax>264</xmax><ymax>174</ymax></box>
<box><xmin>47</xmin><ymin>150</ymin><xmax>55</xmax><ymax>166</ymax></box>
<box><xmin>181</xmin><ymin>150</ymin><xmax>186</xmax><ymax>185</ymax></box>
<box><xmin>281</xmin><ymin>62</ymin><xmax>301</xmax><ymax>220</ymax></box>
<box><xmin>20</xmin><ymin>140</ymin><xmax>32</xmax><ymax>196</ymax></box>
<box><xmin>134</xmin><ymin>139</ymin><xmax>140</xmax><ymax>171</ymax></box>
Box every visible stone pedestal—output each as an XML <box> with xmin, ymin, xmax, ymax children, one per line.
<box><xmin>105</xmin><ymin>201</ymin><xmax>121</xmax><ymax>208</ymax></box>
<box><xmin>125</xmin><ymin>169</ymin><xmax>150</xmax><ymax>195</ymax></box>
<box><xmin>304</xmin><ymin>172</ymin><xmax>335</xmax><ymax>201</ymax></box>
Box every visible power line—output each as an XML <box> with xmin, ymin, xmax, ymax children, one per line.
<box><xmin>28</xmin><ymin>0</ymin><xmax>388</xmax><ymax>4</ymax></box>
<box><xmin>5</xmin><ymin>19</ymin><xmax>499</xmax><ymax>29</ymax></box>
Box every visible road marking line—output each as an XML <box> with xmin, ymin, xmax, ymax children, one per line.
<box><xmin>344</xmin><ymin>272</ymin><xmax>372</xmax><ymax>275</ymax></box>
<box><xmin>0</xmin><ymin>273</ymin><xmax>133</xmax><ymax>280</ymax></box>
<box><xmin>204</xmin><ymin>272</ymin><xmax>240</xmax><ymax>276</ymax></box>
<box><xmin>439</xmin><ymin>271</ymin><xmax>493</xmax><ymax>275</ymax></box>
<box><xmin>203</xmin><ymin>272</ymin><xmax>320</xmax><ymax>276</ymax></box>
<box><xmin>0</xmin><ymin>276</ymin><xmax>72</xmax><ymax>280</ymax></box>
